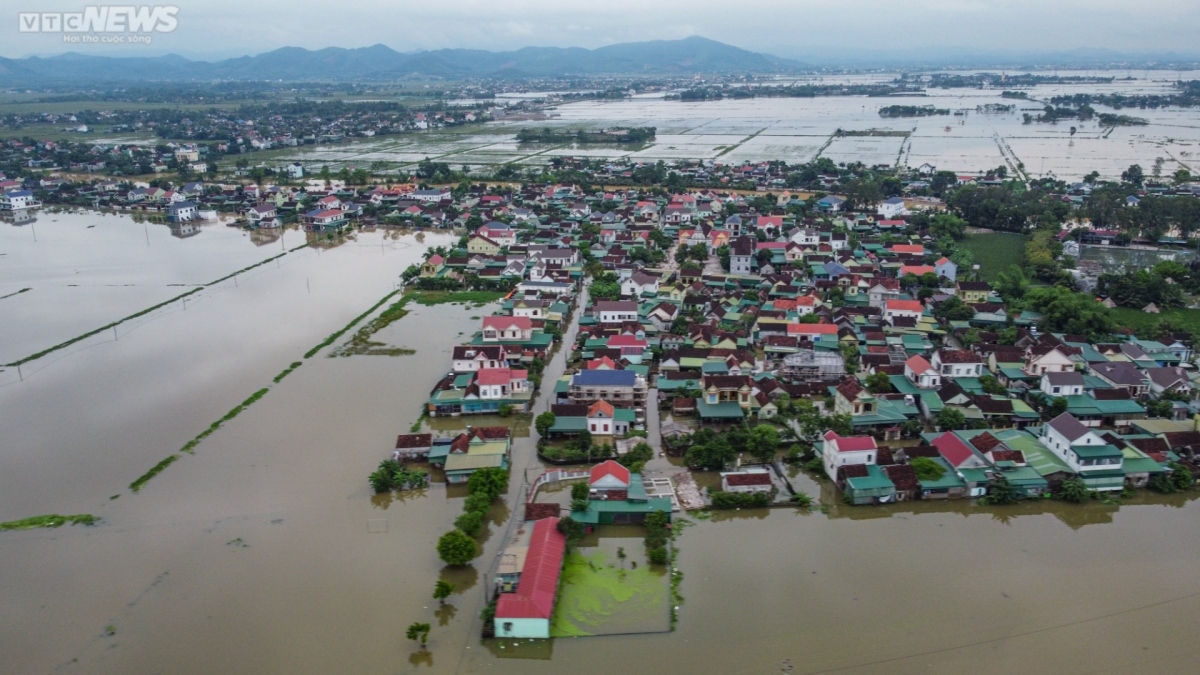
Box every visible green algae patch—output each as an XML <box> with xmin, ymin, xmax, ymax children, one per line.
<box><xmin>549</xmin><ymin>550</ymin><xmax>669</xmax><ymax>637</ymax></box>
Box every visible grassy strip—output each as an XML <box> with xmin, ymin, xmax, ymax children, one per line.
<box><xmin>304</xmin><ymin>290</ymin><xmax>400</xmax><ymax>359</ymax></box>
<box><xmin>273</xmin><ymin>361</ymin><xmax>303</xmax><ymax>383</ymax></box>
<box><xmin>409</xmin><ymin>290</ymin><xmax>507</xmax><ymax>307</ymax></box>
<box><xmin>0</xmin><ymin>287</ymin><xmax>32</xmax><ymax>301</ymax></box>
<box><xmin>1</xmin><ymin>514</ymin><xmax>97</xmax><ymax>531</ymax></box>
<box><xmin>130</xmin><ymin>455</ymin><xmax>179</xmax><ymax>492</ymax></box>
<box><xmin>178</xmin><ymin>388</ymin><xmax>269</xmax><ymax>455</ymax></box>
<box><xmin>5</xmin><ymin>287</ymin><xmax>204</xmax><ymax>367</ymax></box>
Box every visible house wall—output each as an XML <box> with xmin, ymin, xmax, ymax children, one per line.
<box><xmin>494</xmin><ymin>617</ymin><xmax>549</xmax><ymax>639</ymax></box>
<box><xmin>822</xmin><ymin>442</ymin><xmax>875</xmax><ymax>481</ymax></box>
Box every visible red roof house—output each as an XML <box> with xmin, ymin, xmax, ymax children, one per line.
<box><xmin>494</xmin><ymin>518</ymin><xmax>567</xmax><ymax>638</ymax></box>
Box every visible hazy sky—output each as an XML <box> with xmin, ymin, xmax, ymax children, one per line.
<box><xmin>2</xmin><ymin>0</ymin><xmax>1198</xmax><ymax>60</ymax></box>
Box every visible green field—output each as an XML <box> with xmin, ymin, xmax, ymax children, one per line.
<box><xmin>959</xmin><ymin>232</ymin><xmax>1028</xmax><ymax>281</ymax></box>
<box><xmin>1111</xmin><ymin>306</ymin><xmax>1200</xmax><ymax>336</ymax></box>
<box><xmin>550</xmin><ymin>549</ymin><xmax>668</xmax><ymax>637</ymax></box>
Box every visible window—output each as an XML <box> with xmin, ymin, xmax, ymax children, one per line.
<box><xmin>590</xmin><ymin>424</ymin><xmax>596</xmax><ymax>432</ymax></box>
<box><xmin>1052</xmin><ymin>387</ymin><xmax>1060</xmax><ymax>394</ymax></box>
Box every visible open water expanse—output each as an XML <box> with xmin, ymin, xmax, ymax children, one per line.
<box><xmin>5</xmin><ymin>212</ymin><xmax>1200</xmax><ymax>674</ymax></box>
<box><xmin>251</xmin><ymin>70</ymin><xmax>1200</xmax><ymax>182</ymax></box>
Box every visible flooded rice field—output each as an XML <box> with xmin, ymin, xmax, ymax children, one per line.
<box><xmin>256</xmin><ymin>70</ymin><xmax>1200</xmax><ymax>182</ymax></box>
<box><xmin>5</xmin><ymin>212</ymin><xmax>1200</xmax><ymax>674</ymax></box>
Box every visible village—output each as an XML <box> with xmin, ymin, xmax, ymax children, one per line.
<box><xmin>281</xmin><ymin>161</ymin><xmax>1200</xmax><ymax>640</ymax></box>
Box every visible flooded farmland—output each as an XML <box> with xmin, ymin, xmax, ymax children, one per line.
<box><xmin>4</xmin><ymin>211</ymin><xmax>1200</xmax><ymax>674</ymax></box>
<box><xmin>252</xmin><ymin>70</ymin><xmax>1200</xmax><ymax>183</ymax></box>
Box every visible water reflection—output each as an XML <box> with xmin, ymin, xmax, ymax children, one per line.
<box><xmin>439</xmin><ymin>564</ymin><xmax>479</xmax><ymax>592</ymax></box>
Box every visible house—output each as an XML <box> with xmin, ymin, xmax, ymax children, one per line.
<box><xmin>482</xmin><ymin>316</ymin><xmax>534</xmax><ymax>342</ymax></box>
<box><xmin>494</xmin><ymin>517</ymin><xmax>566</xmax><ymax>639</ymax></box>
<box><xmin>475</xmin><ymin>368</ymin><xmax>530</xmax><ymax>399</ymax></box>
<box><xmin>884</xmin><ymin>299</ymin><xmax>924</xmax><ymax>322</ymax></box>
<box><xmin>586</xmin><ymin>400</ymin><xmax>617</xmax><ymax>436</ymax></box>
<box><xmin>0</xmin><ymin>189</ymin><xmax>41</xmax><ymax>211</ymax></box>
<box><xmin>931</xmin><ymin>350</ymin><xmax>984</xmax><ymax>378</ymax></box>
<box><xmin>934</xmin><ymin>257</ymin><xmax>957</xmax><ymax>283</ymax></box>
<box><xmin>1145</xmin><ymin>366</ymin><xmax>1193</xmax><ymax>397</ymax></box>
<box><xmin>701</xmin><ymin>374</ymin><xmax>753</xmax><ymax>411</ymax></box>
<box><xmin>621</xmin><ymin>271</ymin><xmax>660</xmax><ymax>298</ymax></box>
<box><xmin>1040</xmin><ymin>371</ymin><xmax>1084</xmax><ymax>398</ymax></box>
<box><xmin>570</xmin><ymin>369</ymin><xmax>649</xmax><ymax>408</ymax></box>
<box><xmin>477</xmin><ymin>222</ymin><xmax>517</xmax><ymax>246</ymax></box>
<box><xmin>904</xmin><ymin>355</ymin><xmax>942</xmax><ymax>389</ymax></box>
<box><xmin>301</xmin><ymin>208</ymin><xmax>346</xmax><ymax>230</ymax></box>
<box><xmin>821</xmin><ymin>430</ymin><xmax>879</xmax><ymax>481</ymax></box>
<box><xmin>393</xmin><ymin>433</ymin><xmax>433</xmax><ymax>461</ymax></box>
<box><xmin>867</xmin><ymin>279</ymin><xmax>902</xmax><ymax>308</ymax></box>
<box><xmin>832</xmin><ymin>377</ymin><xmax>879</xmax><ymax>416</ymax></box>
<box><xmin>593</xmin><ymin>300</ymin><xmax>638</xmax><ymax>324</ymax></box>
<box><xmin>720</xmin><ymin>468</ymin><xmax>773</xmax><ymax>494</ymax></box>
<box><xmin>879</xmin><ymin>196</ymin><xmax>908</xmax><ymax>218</ymax></box>
<box><xmin>1039</xmin><ymin>413</ymin><xmax>1125</xmax><ymax>491</ymax></box>
<box><xmin>1023</xmin><ymin>345</ymin><xmax>1076</xmax><ymax>377</ymax></box>
<box><xmin>410</xmin><ymin>188</ymin><xmax>451</xmax><ymax>203</ymax></box>
<box><xmin>284</xmin><ymin>162</ymin><xmax>304</xmax><ymax>179</ymax></box>
<box><xmin>247</xmin><ymin>204</ymin><xmax>279</xmax><ymax>227</ymax></box>
<box><xmin>421</xmin><ymin>254</ymin><xmax>445</xmax><ymax>278</ymax></box>
<box><xmin>467</xmin><ymin>233</ymin><xmax>502</xmax><ymax>255</ymax></box>
<box><xmin>956</xmin><ymin>281</ymin><xmax>991</xmax><ymax>304</ymax></box>
<box><xmin>729</xmin><ymin>236</ymin><xmax>755</xmax><ymax>275</ymax></box>
<box><xmin>167</xmin><ymin>201</ymin><xmax>198</xmax><ymax>222</ymax></box>
<box><xmin>816</xmin><ymin>195</ymin><xmax>845</xmax><ymax>213</ymax></box>
<box><xmin>452</xmin><ymin>345</ymin><xmax>507</xmax><ymax>372</ymax></box>
<box><xmin>589</xmin><ymin>460</ymin><xmax>630</xmax><ymax>493</ymax></box>
<box><xmin>1089</xmin><ymin>361</ymin><xmax>1149</xmax><ymax>397</ymax></box>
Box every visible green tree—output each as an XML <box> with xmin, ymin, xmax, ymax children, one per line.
<box><xmin>909</xmin><ymin>457</ymin><xmax>946</xmax><ymax>482</ymax></box>
<box><xmin>535</xmin><ymin>411</ymin><xmax>556</xmax><ymax>438</ymax></box>
<box><xmin>571</xmin><ymin>481</ymin><xmax>590</xmax><ymax>502</ymax></box>
<box><xmin>865</xmin><ymin>371</ymin><xmax>892</xmax><ymax>394</ymax></box>
<box><xmin>466</xmin><ymin>468</ymin><xmax>509</xmax><ymax>501</ymax></box>
<box><xmin>556</xmin><ymin>516</ymin><xmax>586</xmax><ymax>544</ymax></box>
<box><xmin>983</xmin><ymin>476</ymin><xmax>1022</xmax><ymax>505</ymax></box>
<box><xmin>840</xmin><ymin>343</ymin><xmax>861</xmax><ymax>373</ymax></box>
<box><xmin>685</xmin><ymin>434</ymin><xmax>736</xmax><ymax>470</ymax></box>
<box><xmin>1058</xmin><ymin>477</ymin><xmax>1090</xmax><ymax>503</ymax></box>
<box><xmin>406</xmin><ymin>622</ymin><xmax>431</xmax><ymax>647</ymax></box>
<box><xmin>979</xmin><ymin>375</ymin><xmax>1007</xmax><ymax>395</ymax></box>
<box><xmin>935</xmin><ymin>407</ymin><xmax>966</xmax><ymax>431</ymax></box>
<box><xmin>994</xmin><ymin>265</ymin><xmax>1030</xmax><ymax>301</ymax></box>
<box><xmin>437</xmin><ymin>529</ymin><xmax>477</xmax><ymax>566</ymax></box>
<box><xmin>453</xmin><ymin>511</ymin><xmax>484</xmax><ymax>537</ymax></box>
<box><xmin>1121</xmin><ymin>164</ymin><xmax>1145</xmax><ymax>186</ymax></box>
<box><xmin>745</xmin><ymin>424</ymin><xmax>781</xmax><ymax>464</ymax></box>
<box><xmin>433</xmin><ymin>580</ymin><xmax>455</xmax><ymax>604</ymax></box>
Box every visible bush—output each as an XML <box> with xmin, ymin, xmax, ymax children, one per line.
<box><xmin>710</xmin><ymin>491</ymin><xmax>772</xmax><ymax>509</ymax></box>
<box><xmin>437</xmin><ymin>529</ymin><xmax>477</xmax><ymax>566</ymax></box>
<box><xmin>803</xmin><ymin>457</ymin><xmax>824</xmax><ymax>475</ymax></box>
<box><xmin>368</xmin><ymin>468</ymin><xmax>394</xmax><ymax>493</ymax></box>
<box><xmin>497</xmin><ymin>404</ymin><xmax>513</xmax><ymax>418</ymax></box>
<box><xmin>1058</xmin><ymin>477</ymin><xmax>1091</xmax><ymax>503</ymax></box>
<box><xmin>647</xmin><ymin>546</ymin><xmax>670</xmax><ymax>565</ymax></box>
<box><xmin>454</xmin><ymin>511</ymin><xmax>485</xmax><ymax>537</ymax></box>
<box><xmin>909</xmin><ymin>457</ymin><xmax>946</xmax><ymax>482</ymax></box>
<box><xmin>571</xmin><ymin>482</ymin><xmax>590</xmax><ymax>501</ymax></box>
<box><xmin>791</xmin><ymin>492</ymin><xmax>813</xmax><ymax>508</ymax></box>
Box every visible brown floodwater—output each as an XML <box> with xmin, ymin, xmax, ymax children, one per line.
<box><xmin>3</xmin><ymin>213</ymin><xmax>1200</xmax><ymax>674</ymax></box>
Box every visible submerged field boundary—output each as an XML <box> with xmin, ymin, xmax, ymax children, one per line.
<box><xmin>4</xmin><ymin>245</ymin><xmax>308</xmax><ymax>368</ymax></box>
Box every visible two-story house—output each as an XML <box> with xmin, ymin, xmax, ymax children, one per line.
<box><xmin>904</xmin><ymin>355</ymin><xmax>942</xmax><ymax>389</ymax></box>
<box><xmin>1039</xmin><ymin>413</ymin><xmax>1125</xmax><ymax>491</ymax></box>
<box><xmin>1040</xmin><ymin>371</ymin><xmax>1084</xmax><ymax>398</ymax></box>
<box><xmin>931</xmin><ymin>350</ymin><xmax>984</xmax><ymax>378</ymax></box>
<box><xmin>481</xmin><ymin>316</ymin><xmax>534</xmax><ymax>342</ymax></box>
<box><xmin>821</xmin><ymin>430</ymin><xmax>879</xmax><ymax>481</ymax></box>
<box><xmin>452</xmin><ymin>345</ymin><xmax>508</xmax><ymax>372</ymax></box>
<box><xmin>593</xmin><ymin>301</ymin><xmax>638</xmax><ymax>324</ymax></box>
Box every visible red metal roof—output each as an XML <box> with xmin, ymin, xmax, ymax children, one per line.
<box><xmin>824</xmin><ymin>431</ymin><xmax>877</xmax><ymax>453</ymax></box>
<box><xmin>932</xmin><ymin>432</ymin><xmax>976</xmax><ymax>468</ymax></box>
<box><xmin>589</xmin><ymin>459</ymin><xmax>630</xmax><ymax>486</ymax></box>
<box><xmin>886</xmin><ymin>299</ymin><xmax>924</xmax><ymax>313</ymax></box>
<box><xmin>495</xmin><ymin>518</ymin><xmax>566</xmax><ymax>620</ymax></box>
<box><xmin>482</xmin><ymin>316</ymin><xmax>532</xmax><ymax>332</ymax></box>
<box><xmin>475</xmin><ymin>368</ymin><xmax>514</xmax><ymax>386</ymax></box>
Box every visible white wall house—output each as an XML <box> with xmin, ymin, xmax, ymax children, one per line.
<box><xmin>821</xmin><ymin>431</ymin><xmax>879</xmax><ymax>482</ymax></box>
<box><xmin>1039</xmin><ymin>413</ymin><xmax>1124</xmax><ymax>489</ymax></box>
<box><xmin>1040</xmin><ymin>371</ymin><xmax>1084</xmax><ymax>397</ymax></box>
<box><xmin>904</xmin><ymin>356</ymin><xmax>942</xmax><ymax>389</ymax></box>
<box><xmin>931</xmin><ymin>350</ymin><xmax>984</xmax><ymax>377</ymax></box>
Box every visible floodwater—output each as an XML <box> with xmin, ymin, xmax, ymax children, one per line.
<box><xmin>261</xmin><ymin>70</ymin><xmax>1200</xmax><ymax>182</ymax></box>
<box><xmin>5</xmin><ymin>213</ymin><xmax>1200</xmax><ymax>674</ymax></box>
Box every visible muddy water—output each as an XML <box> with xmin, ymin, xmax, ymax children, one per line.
<box><xmin>5</xmin><ymin>215</ymin><xmax>1200</xmax><ymax>674</ymax></box>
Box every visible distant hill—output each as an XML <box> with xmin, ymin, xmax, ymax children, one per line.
<box><xmin>0</xmin><ymin>37</ymin><xmax>807</xmax><ymax>85</ymax></box>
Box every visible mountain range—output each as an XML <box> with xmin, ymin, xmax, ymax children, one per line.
<box><xmin>0</xmin><ymin>37</ymin><xmax>806</xmax><ymax>85</ymax></box>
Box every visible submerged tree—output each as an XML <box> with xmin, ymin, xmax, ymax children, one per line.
<box><xmin>406</xmin><ymin>622</ymin><xmax>431</xmax><ymax>647</ymax></box>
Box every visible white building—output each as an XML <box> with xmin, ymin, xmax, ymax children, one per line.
<box><xmin>1039</xmin><ymin>413</ymin><xmax>1124</xmax><ymax>490</ymax></box>
<box><xmin>821</xmin><ymin>431</ymin><xmax>879</xmax><ymax>482</ymax></box>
